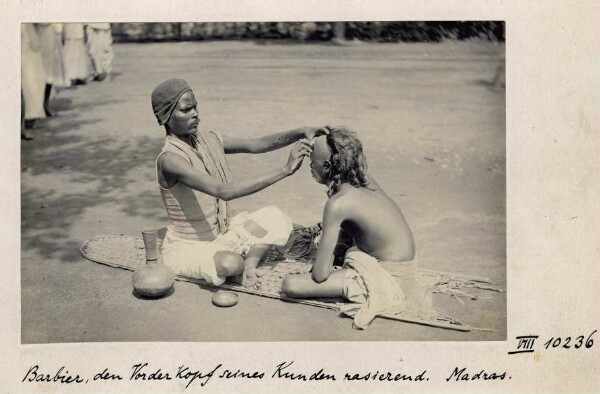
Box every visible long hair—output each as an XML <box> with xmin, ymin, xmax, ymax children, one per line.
<box><xmin>325</xmin><ymin>127</ymin><xmax>370</xmax><ymax>196</ymax></box>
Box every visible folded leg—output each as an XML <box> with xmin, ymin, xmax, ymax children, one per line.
<box><xmin>282</xmin><ymin>270</ymin><xmax>347</xmax><ymax>298</ymax></box>
<box><xmin>232</xmin><ymin>243</ymin><xmax>270</xmax><ymax>287</ymax></box>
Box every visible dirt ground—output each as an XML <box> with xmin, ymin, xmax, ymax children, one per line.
<box><xmin>21</xmin><ymin>40</ymin><xmax>506</xmax><ymax>343</ymax></box>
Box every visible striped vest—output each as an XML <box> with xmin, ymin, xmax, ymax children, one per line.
<box><xmin>157</xmin><ymin>133</ymin><xmax>230</xmax><ymax>241</ymax></box>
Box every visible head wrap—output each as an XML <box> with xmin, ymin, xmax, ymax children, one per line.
<box><xmin>151</xmin><ymin>79</ymin><xmax>193</xmax><ymax>125</ymax></box>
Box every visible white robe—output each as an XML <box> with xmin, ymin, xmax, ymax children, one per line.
<box><xmin>36</xmin><ymin>23</ymin><xmax>69</xmax><ymax>88</ymax></box>
<box><xmin>86</xmin><ymin>23</ymin><xmax>114</xmax><ymax>75</ymax></box>
<box><xmin>21</xmin><ymin>24</ymin><xmax>46</xmax><ymax>120</ymax></box>
<box><xmin>62</xmin><ymin>23</ymin><xmax>92</xmax><ymax>81</ymax></box>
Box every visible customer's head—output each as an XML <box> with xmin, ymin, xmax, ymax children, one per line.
<box><xmin>310</xmin><ymin>126</ymin><xmax>369</xmax><ymax>195</ymax></box>
<box><xmin>151</xmin><ymin>79</ymin><xmax>199</xmax><ymax>137</ymax></box>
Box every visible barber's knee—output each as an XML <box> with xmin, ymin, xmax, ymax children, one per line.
<box><xmin>214</xmin><ymin>251</ymin><xmax>244</xmax><ymax>276</ymax></box>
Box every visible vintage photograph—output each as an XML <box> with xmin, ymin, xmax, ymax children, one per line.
<box><xmin>21</xmin><ymin>21</ymin><xmax>506</xmax><ymax>343</ymax></box>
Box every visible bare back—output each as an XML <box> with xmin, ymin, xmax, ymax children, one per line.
<box><xmin>334</xmin><ymin>181</ymin><xmax>415</xmax><ymax>262</ymax></box>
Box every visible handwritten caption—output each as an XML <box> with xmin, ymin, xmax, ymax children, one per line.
<box><xmin>21</xmin><ymin>362</ymin><xmax>510</xmax><ymax>388</ymax></box>
<box><xmin>21</xmin><ymin>329</ymin><xmax>598</xmax><ymax>388</ymax></box>
<box><xmin>508</xmin><ymin>330</ymin><xmax>596</xmax><ymax>355</ymax></box>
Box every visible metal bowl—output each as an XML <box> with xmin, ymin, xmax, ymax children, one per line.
<box><xmin>211</xmin><ymin>291</ymin><xmax>238</xmax><ymax>307</ymax></box>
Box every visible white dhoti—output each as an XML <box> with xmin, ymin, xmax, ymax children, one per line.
<box><xmin>162</xmin><ymin>206</ymin><xmax>293</xmax><ymax>286</ymax></box>
<box><xmin>21</xmin><ymin>24</ymin><xmax>46</xmax><ymax>120</ymax></box>
<box><xmin>37</xmin><ymin>23</ymin><xmax>69</xmax><ymax>88</ymax></box>
<box><xmin>340</xmin><ymin>247</ymin><xmax>407</xmax><ymax>329</ymax></box>
<box><xmin>86</xmin><ymin>26</ymin><xmax>114</xmax><ymax>76</ymax></box>
<box><xmin>63</xmin><ymin>23</ymin><xmax>93</xmax><ymax>81</ymax></box>
<box><xmin>340</xmin><ymin>247</ymin><xmax>433</xmax><ymax>329</ymax></box>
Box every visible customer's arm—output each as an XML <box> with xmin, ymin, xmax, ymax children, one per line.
<box><xmin>312</xmin><ymin>198</ymin><xmax>346</xmax><ymax>283</ymax></box>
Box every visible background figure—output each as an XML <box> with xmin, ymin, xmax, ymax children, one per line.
<box><xmin>21</xmin><ymin>23</ymin><xmax>46</xmax><ymax>131</ymax></box>
<box><xmin>491</xmin><ymin>62</ymin><xmax>505</xmax><ymax>90</ymax></box>
<box><xmin>85</xmin><ymin>23</ymin><xmax>114</xmax><ymax>81</ymax></box>
<box><xmin>491</xmin><ymin>23</ymin><xmax>505</xmax><ymax>90</ymax></box>
<box><xmin>35</xmin><ymin>23</ymin><xmax>68</xmax><ymax>117</ymax></box>
<box><xmin>21</xmin><ymin>91</ymin><xmax>32</xmax><ymax>140</ymax></box>
<box><xmin>332</xmin><ymin>22</ymin><xmax>346</xmax><ymax>44</ymax></box>
<box><xmin>52</xmin><ymin>24</ymin><xmax>71</xmax><ymax>89</ymax></box>
<box><xmin>62</xmin><ymin>23</ymin><xmax>92</xmax><ymax>85</ymax></box>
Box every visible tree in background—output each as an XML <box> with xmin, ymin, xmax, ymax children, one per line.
<box><xmin>111</xmin><ymin>22</ymin><xmax>504</xmax><ymax>43</ymax></box>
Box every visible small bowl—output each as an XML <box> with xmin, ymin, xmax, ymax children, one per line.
<box><xmin>211</xmin><ymin>291</ymin><xmax>238</xmax><ymax>307</ymax></box>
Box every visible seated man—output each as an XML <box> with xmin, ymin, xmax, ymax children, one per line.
<box><xmin>152</xmin><ymin>79</ymin><xmax>323</xmax><ymax>288</ymax></box>
<box><xmin>282</xmin><ymin>127</ymin><xmax>422</xmax><ymax>329</ymax></box>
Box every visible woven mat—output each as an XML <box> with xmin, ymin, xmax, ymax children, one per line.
<box><xmin>81</xmin><ymin>235</ymin><xmax>502</xmax><ymax>331</ymax></box>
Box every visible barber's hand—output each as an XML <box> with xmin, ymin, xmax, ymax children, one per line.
<box><xmin>302</xmin><ymin>126</ymin><xmax>330</xmax><ymax>140</ymax></box>
<box><xmin>285</xmin><ymin>139</ymin><xmax>312</xmax><ymax>175</ymax></box>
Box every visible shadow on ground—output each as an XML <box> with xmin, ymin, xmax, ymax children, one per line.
<box><xmin>21</xmin><ymin>98</ymin><xmax>165</xmax><ymax>262</ymax></box>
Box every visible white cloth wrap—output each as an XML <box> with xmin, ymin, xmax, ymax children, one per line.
<box><xmin>340</xmin><ymin>247</ymin><xmax>413</xmax><ymax>329</ymax></box>
<box><xmin>161</xmin><ymin>206</ymin><xmax>293</xmax><ymax>286</ymax></box>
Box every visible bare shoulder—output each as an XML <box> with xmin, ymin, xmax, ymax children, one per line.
<box><xmin>157</xmin><ymin>152</ymin><xmax>192</xmax><ymax>188</ymax></box>
<box><xmin>158</xmin><ymin>151</ymin><xmax>189</xmax><ymax>172</ymax></box>
<box><xmin>324</xmin><ymin>188</ymin><xmax>356</xmax><ymax>218</ymax></box>
<box><xmin>337</xmin><ymin>184</ymin><xmax>373</xmax><ymax>205</ymax></box>
<box><xmin>323</xmin><ymin>193</ymin><xmax>342</xmax><ymax>213</ymax></box>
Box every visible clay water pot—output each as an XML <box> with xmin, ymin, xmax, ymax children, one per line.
<box><xmin>132</xmin><ymin>259</ymin><xmax>175</xmax><ymax>298</ymax></box>
<box><xmin>132</xmin><ymin>229</ymin><xmax>175</xmax><ymax>298</ymax></box>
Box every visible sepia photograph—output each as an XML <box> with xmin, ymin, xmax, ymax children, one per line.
<box><xmin>20</xmin><ymin>21</ymin><xmax>507</xmax><ymax>343</ymax></box>
<box><xmin>4</xmin><ymin>0</ymin><xmax>600</xmax><ymax>392</ymax></box>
